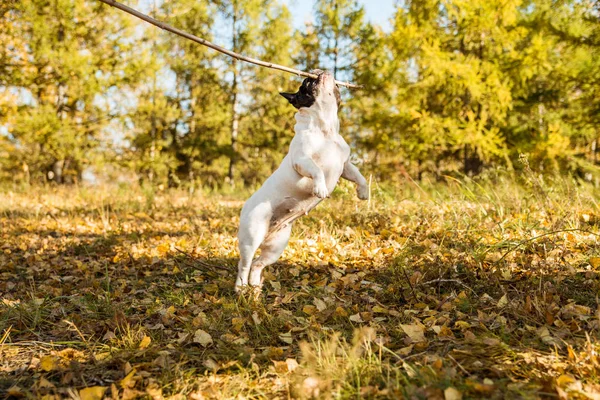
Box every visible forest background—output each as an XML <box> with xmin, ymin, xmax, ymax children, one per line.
<box><xmin>1</xmin><ymin>0</ymin><xmax>599</xmax><ymax>188</ymax></box>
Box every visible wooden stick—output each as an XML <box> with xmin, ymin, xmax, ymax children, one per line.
<box><xmin>97</xmin><ymin>0</ymin><xmax>363</xmax><ymax>89</ymax></box>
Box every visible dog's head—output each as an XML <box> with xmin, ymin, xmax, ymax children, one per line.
<box><xmin>280</xmin><ymin>70</ymin><xmax>341</xmax><ymax>111</ymax></box>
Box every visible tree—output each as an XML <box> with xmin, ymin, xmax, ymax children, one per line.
<box><xmin>0</xmin><ymin>0</ymin><xmax>136</xmax><ymax>184</ymax></box>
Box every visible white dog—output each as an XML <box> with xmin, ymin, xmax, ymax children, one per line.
<box><xmin>235</xmin><ymin>70</ymin><xmax>369</xmax><ymax>292</ymax></box>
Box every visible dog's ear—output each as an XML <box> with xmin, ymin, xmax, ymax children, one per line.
<box><xmin>279</xmin><ymin>92</ymin><xmax>296</xmax><ymax>104</ymax></box>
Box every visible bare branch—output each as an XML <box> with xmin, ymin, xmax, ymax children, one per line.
<box><xmin>97</xmin><ymin>0</ymin><xmax>363</xmax><ymax>89</ymax></box>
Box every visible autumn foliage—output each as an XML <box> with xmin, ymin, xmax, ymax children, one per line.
<box><xmin>1</xmin><ymin>0</ymin><xmax>599</xmax><ymax>185</ymax></box>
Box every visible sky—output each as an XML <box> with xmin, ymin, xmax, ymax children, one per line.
<box><xmin>284</xmin><ymin>0</ymin><xmax>396</xmax><ymax>31</ymax></box>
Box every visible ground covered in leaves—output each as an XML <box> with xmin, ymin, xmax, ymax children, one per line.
<box><xmin>1</xmin><ymin>178</ymin><xmax>600</xmax><ymax>399</ymax></box>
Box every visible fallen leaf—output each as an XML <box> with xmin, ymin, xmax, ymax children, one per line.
<box><xmin>497</xmin><ymin>294</ymin><xmax>508</xmax><ymax>308</ymax></box>
<box><xmin>157</xmin><ymin>243</ymin><xmax>170</xmax><ymax>256</ymax></box>
<box><xmin>139</xmin><ymin>335</ymin><xmax>151</xmax><ymax>349</ymax></box>
<box><xmin>6</xmin><ymin>386</ymin><xmax>23</xmax><ymax>398</ymax></box>
<box><xmin>589</xmin><ymin>257</ymin><xmax>600</xmax><ymax>269</ymax></box>
<box><xmin>372</xmin><ymin>305</ymin><xmax>388</xmax><ymax>314</ymax></box>
<box><xmin>79</xmin><ymin>386</ymin><xmax>107</xmax><ymax>400</ymax></box>
<box><xmin>286</xmin><ymin>358</ymin><xmax>299</xmax><ymax>372</ymax></box>
<box><xmin>556</xmin><ymin>374</ymin><xmax>576</xmax><ymax>387</ymax></box>
<box><xmin>120</xmin><ymin>368</ymin><xmax>136</xmax><ymax>389</ymax></box>
<box><xmin>232</xmin><ymin>317</ymin><xmax>244</xmax><ymax>332</ymax></box>
<box><xmin>335</xmin><ymin>306</ymin><xmax>348</xmax><ymax>317</ymax></box>
<box><xmin>252</xmin><ymin>311</ymin><xmax>262</xmax><ymax>325</ymax></box>
<box><xmin>314</xmin><ymin>298</ymin><xmax>327</xmax><ymax>312</ymax></box>
<box><xmin>349</xmin><ymin>313</ymin><xmax>363</xmax><ymax>323</ymax></box>
<box><xmin>303</xmin><ymin>305</ymin><xmax>317</xmax><ymax>315</ymax></box>
<box><xmin>193</xmin><ymin>329</ymin><xmax>213</xmax><ymax>347</ymax></box>
<box><xmin>38</xmin><ymin>377</ymin><xmax>55</xmax><ymax>388</ymax></box>
<box><xmin>483</xmin><ymin>337</ymin><xmax>500</xmax><ymax>346</ymax></box>
<box><xmin>40</xmin><ymin>355</ymin><xmax>58</xmax><ymax>372</ymax></box>
<box><xmin>397</xmin><ymin>345</ymin><xmax>413</xmax><ymax>356</ymax></box>
<box><xmin>203</xmin><ymin>359</ymin><xmax>219</xmax><ymax>371</ymax></box>
<box><xmin>400</xmin><ymin>324</ymin><xmax>426</xmax><ymax>343</ymax></box>
<box><xmin>537</xmin><ymin>326</ymin><xmax>554</xmax><ymax>345</ymax></box>
<box><xmin>279</xmin><ymin>331</ymin><xmax>293</xmax><ymax>345</ymax></box>
<box><xmin>103</xmin><ymin>330</ymin><xmax>116</xmax><ymax>341</ymax></box>
<box><xmin>444</xmin><ymin>386</ymin><xmax>462</xmax><ymax>400</ymax></box>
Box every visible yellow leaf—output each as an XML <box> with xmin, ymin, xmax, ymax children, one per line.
<box><xmin>264</xmin><ymin>346</ymin><xmax>284</xmax><ymax>358</ymax></box>
<box><xmin>397</xmin><ymin>345</ymin><xmax>413</xmax><ymax>356</ymax></box>
<box><xmin>400</xmin><ymin>324</ymin><xmax>426</xmax><ymax>343</ymax></box>
<box><xmin>372</xmin><ymin>305</ymin><xmax>388</xmax><ymax>314</ymax></box>
<box><xmin>79</xmin><ymin>386</ymin><xmax>107</xmax><ymax>400</ymax></box>
<box><xmin>537</xmin><ymin>326</ymin><xmax>555</xmax><ymax>345</ymax></box>
<box><xmin>120</xmin><ymin>368</ymin><xmax>136</xmax><ymax>389</ymax></box>
<box><xmin>40</xmin><ymin>355</ymin><xmax>58</xmax><ymax>372</ymax></box>
<box><xmin>232</xmin><ymin>317</ymin><xmax>244</xmax><ymax>332</ymax></box>
<box><xmin>279</xmin><ymin>331</ymin><xmax>293</xmax><ymax>344</ymax></box>
<box><xmin>496</xmin><ymin>294</ymin><xmax>508</xmax><ymax>308</ymax></box>
<box><xmin>454</xmin><ymin>321</ymin><xmax>471</xmax><ymax>330</ymax></box>
<box><xmin>272</xmin><ymin>358</ymin><xmax>299</xmax><ymax>373</ymax></box>
<box><xmin>285</xmin><ymin>358</ymin><xmax>299</xmax><ymax>372</ymax></box>
<box><xmin>589</xmin><ymin>257</ymin><xmax>600</xmax><ymax>269</ymax></box>
<box><xmin>334</xmin><ymin>306</ymin><xmax>348</xmax><ymax>317</ymax></box>
<box><xmin>303</xmin><ymin>305</ymin><xmax>317</xmax><ymax>315</ymax></box>
<box><xmin>380</xmin><ymin>229</ymin><xmax>393</xmax><ymax>239</ymax></box>
<box><xmin>444</xmin><ymin>386</ymin><xmax>462</xmax><ymax>400</ymax></box>
<box><xmin>252</xmin><ymin>311</ymin><xmax>262</xmax><ymax>325</ymax></box>
<box><xmin>437</xmin><ymin>325</ymin><xmax>455</xmax><ymax>338</ymax></box>
<box><xmin>193</xmin><ymin>329</ymin><xmax>213</xmax><ymax>347</ymax></box>
<box><xmin>483</xmin><ymin>337</ymin><xmax>500</xmax><ymax>346</ymax></box>
<box><xmin>7</xmin><ymin>386</ymin><xmax>23</xmax><ymax>397</ymax></box>
<box><xmin>138</xmin><ymin>335</ymin><xmax>151</xmax><ymax>349</ymax></box>
<box><xmin>556</xmin><ymin>374</ymin><xmax>576</xmax><ymax>387</ymax></box>
<box><xmin>38</xmin><ymin>377</ymin><xmax>55</xmax><ymax>388</ymax></box>
<box><xmin>349</xmin><ymin>313</ymin><xmax>363</xmax><ymax>323</ymax></box>
<box><xmin>314</xmin><ymin>277</ymin><xmax>328</xmax><ymax>287</ymax></box>
<box><xmin>314</xmin><ymin>298</ymin><xmax>327</xmax><ymax>312</ymax></box>
<box><xmin>157</xmin><ymin>243</ymin><xmax>170</xmax><ymax>256</ymax></box>
<box><xmin>272</xmin><ymin>360</ymin><xmax>290</xmax><ymax>373</ymax></box>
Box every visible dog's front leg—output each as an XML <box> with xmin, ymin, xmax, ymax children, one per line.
<box><xmin>342</xmin><ymin>160</ymin><xmax>369</xmax><ymax>200</ymax></box>
<box><xmin>293</xmin><ymin>156</ymin><xmax>329</xmax><ymax>198</ymax></box>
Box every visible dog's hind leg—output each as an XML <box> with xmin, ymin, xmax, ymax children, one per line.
<box><xmin>235</xmin><ymin>215</ymin><xmax>269</xmax><ymax>292</ymax></box>
<box><xmin>248</xmin><ymin>224</ymin><xmax>292</xmax><ymax>287</ymax></box>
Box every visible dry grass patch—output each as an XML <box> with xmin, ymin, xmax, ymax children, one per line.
<box><xmin>1</xmin><ymin>178</ymin><xmax>600</xmax><ymax>399</ymax></box>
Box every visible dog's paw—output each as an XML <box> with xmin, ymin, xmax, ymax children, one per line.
<box><xmin>313</xmin><ymin>180</ymin><xmax>329</xmax><ymax>199</ymax></box>
<box><xmin>357</xmin><ymin>185</ymin><xmax>369</xmax><ymax>200</ymax></box>
<box><xmin>235</xmin><ymin>284</ymin><xmax>262</xmax><ymax>301</ymax></box>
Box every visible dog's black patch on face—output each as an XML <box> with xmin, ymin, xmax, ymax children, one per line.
<box><xmin>280</xmin><ymin>71</ymin><xmax>341</xmax><ymax>110</ymax></box>
<box><xmin>280</xmin><ymin>76</ymin><xmax>320</xmax><ymax>109</ymax></box>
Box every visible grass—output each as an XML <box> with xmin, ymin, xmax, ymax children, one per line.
<box><xmin>1</xmin><ymin>174</ymin><xmax>599</xmax><ymax>399</ymax></box>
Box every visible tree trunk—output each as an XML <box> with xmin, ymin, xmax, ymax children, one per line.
<box><xmin>53</xmin><ymin>159</ymin><xmax>65</xmax><ymax>184</ymax></box>
<box><xmin>228</xmin><ymin>7</ymin><xmax>239</xmax><ymax>187</ymax></box>
<box><xmin>228</xmin><ymin>98</ymin><xmax>239</xmax><ymax>186</ymax></box>
<box><xmin>463</xmin><ymin>145</ymin><xmax>483</xmax><ymax>176</ymax></box>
